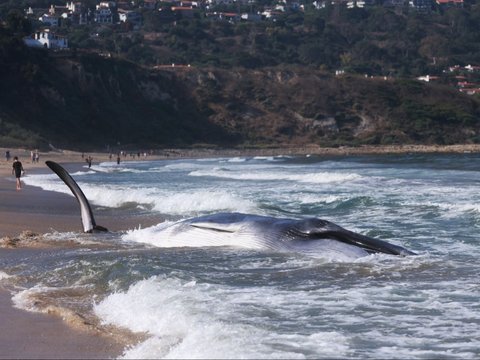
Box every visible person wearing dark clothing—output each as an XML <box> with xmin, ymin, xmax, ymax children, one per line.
<box><xmin>12</xmin><ymin>157</ymin><xmax>25</xmax><ymax>190</ymax></box>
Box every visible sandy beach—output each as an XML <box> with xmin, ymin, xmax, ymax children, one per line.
<box><xmin>0</xmin><ymin>150</ymin><xmax>142</xmax><ymax>359</ymax></box>
<box><xmin>1</xmin><ymin>143</ymin><xmax>480</xmax><ymax>359</ymax></box>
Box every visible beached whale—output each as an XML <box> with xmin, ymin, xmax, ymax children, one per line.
<box><xmin>46</xmin><ymin>161</ymin><xmax>415</xmax><ymax>258</ymax></box>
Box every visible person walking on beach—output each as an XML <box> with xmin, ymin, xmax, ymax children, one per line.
<box><xmin>12</xmin><ymin>156</ymin><xmax>25</xmax><ymax>190</ymax></box>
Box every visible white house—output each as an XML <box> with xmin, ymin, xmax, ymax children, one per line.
<box><xmin>98</xmin><ymin>1</ymin><xmax>117</xmax><ymax>8</ymax></box>
<box><xmin>94</xmin><ymin>6</ymin><xmax>114</xmax><ymax>23</ymax></box>
<box><xmin>24</xmin><ymin>30</ymin><xmax>68</xmax><ymax>49</ymax></box>
<box><xmin>241</xmin><ymin>13</ymin><xmax>262</xmax><ymax>21</ymax></box>
<box><xmin>118</xmin><ymin>9</ymin><xmax>142</xmax><ymax>24</ymax></box>
<box><xmin>416</xmin><ymin>75</ymin><xmax>439</xmax><ymax>82</ymax></box>
<box><xmin>39</xmin><ymin>13</ymin><xmax>59</xmax><ymax>26</ymax></box>
<box><xmin>67</xmin><ymin>2</ymin><xmax>83</xmax><ymax>12</ymax></box>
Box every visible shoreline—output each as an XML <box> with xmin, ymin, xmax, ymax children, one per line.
<box><xmin>0</xmin><ymin>152</ymin><xmax>156</xmax><ymax>359</ymax></box>
<box><xmin>1</xmin><ymin>144</ymin><xmax>479</xmax><ymax>359</ymax></box>
<box><xmin>2</xmin><ymin>143</ymin><xmax>480</xmax><ymax>165</ymax></box>
<box><xmin>0</xmin><ymin>288</ymin><xmax>125</xmax><ymax>359</ymax></box>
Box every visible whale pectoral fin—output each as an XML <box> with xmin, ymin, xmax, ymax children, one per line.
<box><xmin>329</xmin><ymin>229</ymin><xmax>416</xmax><ymax>256</ymax></box>
<box><xmin>296</xmin><ymin>219</ymin><xmax>415</xmax><ymax>256</ymax></box>
<box><xmin>45</xmin><ymin>161</ymin><xmax>107</xmax><ymax>233</ymax></box>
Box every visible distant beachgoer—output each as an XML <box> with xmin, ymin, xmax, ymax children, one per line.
<box><xmin>5</xmin><ymin>150</ymin><xmax>10</xmax><ymax>162</ymax></box>
<box><xmin>12</xmin><ymin>156</ymin><xmax>25</xmax><ymax>190</ymax></box>
<box><xmin>30</xmin><ymin>151</ymin><xmax>35</xmax><ymax>163</ymax></box>
<box><xmin>117</xmin><ymin>154</ymin><xmax>121</xmax><ymax>165</ymax></box>
<box><xmin>34</xmin><ymin>151</ymin><xmax>39</xmax><ymax>163</ymax></box>
<box><xmin>86</xmin><ymin>156</ymin><xmax>92</xmax><ymax>168</ymax></box>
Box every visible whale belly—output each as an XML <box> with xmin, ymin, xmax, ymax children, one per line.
<box><xmin>144</xmin><ymin>221</ymin><xmax>266</xmax><ymax>250</ymax></box>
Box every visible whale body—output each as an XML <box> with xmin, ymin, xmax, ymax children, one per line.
<box><xmin>46</xmin><ymin>161</ymin><xmax>415</xmax><ymax>259</ymax></box>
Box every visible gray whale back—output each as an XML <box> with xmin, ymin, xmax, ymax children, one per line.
<box><xmin>46</xmin><ymin>161</ymin><xmax>415</xmax><ymax>258</ymax></box>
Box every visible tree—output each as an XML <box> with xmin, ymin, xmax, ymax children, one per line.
<box><xmin>6</xmin><ymin>9</ymin><xmax>32</xmax><ymax>35</ymax></box>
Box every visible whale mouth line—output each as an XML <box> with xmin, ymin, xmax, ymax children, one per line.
<box><xmin>190</xmin><ymin>224</ymin><xmax>236</xmax><ymax>234</ymax></box>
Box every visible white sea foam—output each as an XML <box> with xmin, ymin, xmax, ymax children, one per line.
<box><xmin>400</xmin><ymin>199</ymin><xmax>480</xmax><ymax>218</ymax></box>
<box><xmin>189</xmin><ymin>169</ymin><xmax>361</xmax><ymax>184</ymax></box>
<box><xmin>121</xmin><ymin>221</ymin><xmax>177</xmax><ymax>246</ymax></box>
<box><xmin>23</xmin><ymin>170</ymin><xmax>95</xmax><ymax>196</ymax></box>
<box><xmin>79</xmin><ymin>184</ymin><xmax>154</xmax><ymax>208</ymax></box>
<box><xmin>151</xmin><ymin>190</ymin><xmax>255</xmax><ymax>215</ymax></box>
<box><xmin>163</xmin><ymin>162</ymin><xmax>212</xmax><ymax>171</ymax></box>
<box><xmin>23</xmin><ymin>173</ymin><xmax>75</xmax><ymax>197</ymax></box>
<box><xmin>94</xmin><ymin>276</ymin><xmax>352</xmax><ymax>359</ymax></box>
<box><xmin>90</xmin><ymin>164</ymin><xmax>145</xmax><ymax>174</ymax></box>
<box><xmin>0</xmin><ymin>271</ymin><xmax>12</xmax><ymax>280</ymax></box>
<box><xmin>83</xmin><ymin>186</ymin><xmax>255</xmax><ymax>215</ymax></box>
<box><xmin>253</xmin><ymin>156</ymin><xmax>276</xmax><ymax>161</ymax></box>
<box><xmin>42</xmin><ymin>231</ymin><xmax>102</xmax><ymax>245</ymax></box>
<box><xmin>226</xmin><ymin>157</ymin><xmax>247</xmax><ymax>162</ymax></box>
<box><xmin>25</xmin><ymin>171</ymin><xmax>255</xmax><ymax>215</ymax></box>
<box><xmin>12</xmin><ymin>285</ymin><xmax>51</xmax><ymax>311</ymax></box>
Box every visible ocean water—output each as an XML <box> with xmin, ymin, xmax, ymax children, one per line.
<box><xmin>2</xmin><ymin>153</ymin><xmax>480</xmax><ymax>358</ymax></box>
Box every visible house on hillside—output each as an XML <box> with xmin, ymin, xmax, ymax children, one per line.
<box><xmin>416</xmin><ymin>75</ymin><xmax>439</xmax><ymax>82</ymax></box>
<box><xmin>409</xmin><ymin>0</ymin><xmax>432</xmax><ymax>12</ymax></box>
<box><xmin>95</xmin><ymin>6</ymin><xmax>114</xmax><ymax>23</ymax></box>
<box><xmin>171</xmin><ymin>6</ymin><xmax>194</xmax><ymax>18</ymax></box>
<box><xmin>39</xmin><ymin>13</ymin><xmax>60</xmax><ymax>26</ymax></box>
<box><xmin>24</xmin><ymin>30</ymin><xmax>68</xmax><ymax>49</ymax></box>
<box><xmin>241</xmin><ymin>13</ymin><xmax>262</xmax><ymax>21</ymax></box>
<box><xmin>65</xmin><ymin>2</ymin><xmax>90</xmax><ymax>24</ymax></box>
<box><xmin>206</xmin><ymin>12</ymin><xmax>239</xmax><ymax>21</ymax></box>
<box><xmin>436</xmin><ymin>0</ymin><xmax>463</xmax><ymax>8</ymax></box>
<box><xmin>459</xmin><ymin>88</ymin><xmax>480</xmax><ymax>95</ymax></box>
<box><xmin>118</xmin><ymin>9</ymin><xmax>142</xmax><ymax>25</ymax></box>
<box><xmin>49</xmin><ymin>4</ymin><xmax>69</xmax><ymax>15</ymax></box>
<box><xmin>465</xmin><ymin>64</ymin><xmax>480</xmax><ymax>72</ymax></box>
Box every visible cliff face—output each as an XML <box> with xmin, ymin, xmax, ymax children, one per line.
<box><xmin>1</xmin><ymin>52</ymin><xmax>480</xmax><ymax>150</ymax></box>
<box><xmin>182</xmin><ymin>67</ymin><xmax>480</xmax><ymax>147</ymax></box>
<box><xmin>0</xmin><ymin>53</ymin><xmax>233</xmax><ymax>149</ymax></box>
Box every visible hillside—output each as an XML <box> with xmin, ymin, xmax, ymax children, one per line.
<box><xmin>2</xmin><ymin>1</ymin><xmax>480</xmax><ymax>150</ymax></box>
<box><xmin>1</xmin><ymin>45</ymin><xmax>480</xmax><ymax>150</ymax></box>
<box><xmin>9</xmin><ymin>2</ymin><xmax>478</xmax><ymax>77</ymax></box>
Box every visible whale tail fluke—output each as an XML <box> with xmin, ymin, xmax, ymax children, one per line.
<box><xmin>45</xmin><ymin>161</ymin><xmax>108</xmax><ymax>233</ymax></box>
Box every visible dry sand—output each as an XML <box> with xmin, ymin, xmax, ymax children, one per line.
<box><xmin>0</xmin><ymin>144</ymin><xmax>479</xmax><ymax>358</ymax></box>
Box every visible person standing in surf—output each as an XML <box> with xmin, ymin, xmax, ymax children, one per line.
<box><xmin>12</xmin><ymin>156</ymin><xmax>25</xmax><ymax>190</ymax></box>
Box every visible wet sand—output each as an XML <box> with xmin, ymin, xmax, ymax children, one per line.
<box><xmin>0</xmin><ymin>289</ymin><xmax>124</xmax><ymax>359</ymax></box>
<box><xmin>1</xmin><ymin>144</ymin><xmax>480</xmax><ymax>358</ymax></box>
